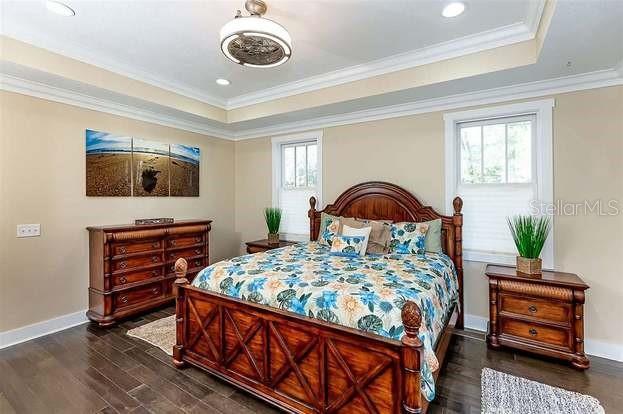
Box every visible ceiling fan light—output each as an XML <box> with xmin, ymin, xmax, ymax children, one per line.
<box><xmin>219</xmin><ymin>1</ymin><xmax>292</xmax><ymax>68</ymax></box>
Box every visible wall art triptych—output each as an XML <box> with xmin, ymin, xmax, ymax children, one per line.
<box><xmin>85</xmin><ymin>129</ymin><xmax>200</xmax><ymax>197</ymax></box>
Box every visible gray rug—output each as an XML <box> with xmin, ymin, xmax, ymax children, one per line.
<box><xmin>126</xmin><ymin>315</ymin><xmax>175</xmax><ymax>356</ymax></box>
<box><xmin>481</xmin><ymin>368</ymin><xmax>604</xmax><ymax>414</ymax></box>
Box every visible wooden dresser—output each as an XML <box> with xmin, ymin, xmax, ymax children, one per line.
<box><xmin>485</xmin><ymin>264</ymin><xmax>590</xmax><ymax>369</ymax></box>
<box><xmin>87</xmin><ymin>220</ymin><xmax>211</xmax><ymax>326</ymax></box>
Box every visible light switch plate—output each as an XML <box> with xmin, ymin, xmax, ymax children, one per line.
<box><xmin>17</xmin><ymin>224</ymin><xmax>41</xmax><ymax>238</ymax></box>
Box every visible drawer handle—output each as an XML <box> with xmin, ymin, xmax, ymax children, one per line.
<box><xmin>170</xmin><ymin>240</ymin><xmax>177</xmax><ymax>246</ymax></box>
<box><xmin>528</xmin><ymin>305</ymin><xmax>537</xmax><ymax>313</ymax></box>
<box><xmin>152</xmin><ymin>242</ymin><xmax>159</xmax><ymax>248</ymax></box>
<box><xmin>169</xmin><ymin>253</ymin><xmax>176</xmax><ymax>259</ymax></box>
<box><xmin>194</xmin><ymin>249</ymin><xmax>201</xmax><ymax>255</ymax></box>
<box><xmin>195</xmin><ymin>237</ymin><xmax>202</xmax><ymax>243</ymax></box>
<box><xmin>151</xmin><ymin>256</ymin><xmax>159</xmax><ymax>263</ymax></box>
<box><xmin>119</xmin><ymin>276</ymin><xmax>127</xmax><ymax>284</ymax></box>
<box><xmin>170</xmin><ymin>265</ymin><xmax>175</xmax><ymax>272</ymax></box>
<box><xmin>152</xmin><ymin>287</ymin><xmax>160</xmax><ymax>295</ymax></box>
<box><xmin>529</xmin><ymin>328</ymin><xmax>538</xmax><ymax>337</ymax></box>
<box><xmin>119</xmin><ymin>261</ymin><xmax>127</xmax><ymax>269</ymax></box>
<box><xmin>194</xmin><ymin>260</ymin><xmax>201</xmax><ymax>267</ymax></box>
<box><xmin>152</xmin><ymin>270</ymin><xmax>160</xmax><ymax>276</ymax></box>
<box><xmin>119</xmin><ymin>296</ymin><xmax>128</xmax><ymax>304</ymax></box>
<box><xmin>119</xmin><ymin>247</ymin><xmax>127</xmax><ymax>254</ymax></box>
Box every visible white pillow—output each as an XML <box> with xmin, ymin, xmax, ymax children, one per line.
<box><xmin>341</xmin><ymin>224</ymin><xmax>372</xmax><ymax>256</ymax></box>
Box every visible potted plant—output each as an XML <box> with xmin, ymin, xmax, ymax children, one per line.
<box><xmin>264</xmin><ymin>207</ymin><xmax>282</xmax><ymax>245</ymax></box>
<box><xmin>507</xmin><ymin>215</ymin><xmax>551</xmax><ymax>275</ymax></box>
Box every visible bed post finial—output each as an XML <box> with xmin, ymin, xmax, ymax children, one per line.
<box><xmin>453</xmin><ymin>196</ymin><xmax>463</xmax><ymax>214</ymax></box>
<box><xmin>308</xmin><ymin>196</ymin><xmax>318</xmax><ymax>241</ymax></box>
<box><xmin>452</xmin><ymin>196</ymin><xmax>464</xmax><ymax>329</ymax></box>
<box><xmin>401</xmin><ymin>301</ymin><xmax>423</xmax><ymax>413</ymax></box>
<box><xmin>173</xmin><ymin>258</ymin><xmax>189</xmax><ymax>368</ymax></box>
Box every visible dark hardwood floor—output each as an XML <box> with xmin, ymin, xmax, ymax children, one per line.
<box><xmin>2</xmin><ymin>306</ymin><xmax>622</xmax><ymax>413</ymax></box>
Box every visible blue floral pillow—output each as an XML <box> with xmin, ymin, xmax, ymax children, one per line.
<box><xmin>329</xmin><ymin>235</ymin><xmax>366</xmax><ymax>257</ymax></box>
<box><xmin>389</xmin><ymin>222</ymin><xmax>429</xmax><ymax>255</ymax></box>
<box><xmin>319</xmin><ymin>216</ymin><xmax>341</xmax><ymax>247</ymax></box>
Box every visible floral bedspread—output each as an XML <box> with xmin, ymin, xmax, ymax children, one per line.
<box><xmin>192</xmin><ymin>242</ymin><xmax>458</xmax><ymax>401</ymax></box>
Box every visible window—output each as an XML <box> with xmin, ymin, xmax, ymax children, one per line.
<box><xmin>272</xmin><ymin>131</ymin><xmax>322</xmax><ymax>239</ymax></box>
<box><xmin>444</xmin><ymin>100</ymin><xmax>554</xmax><ymax>267</ymax></box>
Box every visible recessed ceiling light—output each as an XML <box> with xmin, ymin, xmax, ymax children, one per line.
<box><xmin>442</xmin><ymin>2</ymin><xmax>465</xmax><ymax>18</ymax></box>
<box><xmin>216</xmin><ymin>78</ymin><xmax>231</xmax><ymax>86</ymax></box>
<box><xmin>46</xmin><ymin>0</ymin><xmax>75</xmax><ymax>16</ymax></box>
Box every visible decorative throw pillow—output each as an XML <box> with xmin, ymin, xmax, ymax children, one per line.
<box><xmin>318</xmin><ymin>214</ymin><xmax>341</xmax><ymax>247</ymax></box>
<box><xmin>389</xmin><ymin>222</ymin><xmax>430</xmax><ymax>255</ymax></box>
<box><xmin>340</xmin><ymin>217</ymin><xmax>391</xmax><ymax>254</ymax></box>
<box><xmin>341</xmin><ymin>224</ymin><xmax>372</xmax><ymax>256</ymax></box>
<box><xmin>329</xmin><ymin>235</ymin><xmax>366</xmax><ymax>257</ymax></box>
<box><xmin>423</xmin><ymin>218</ymin><xmax>442</xmax><ymax>253</ymax></box>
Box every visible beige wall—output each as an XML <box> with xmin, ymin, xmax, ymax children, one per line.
<box><xmin>0</xmin><ymin>91</ymin><xmax>238</xmax><ymax>331</ymax></box>
<box><xmin>234</xmin><ymin>86</ymin><xmax>623</xmax><ymax>349</ymax></box>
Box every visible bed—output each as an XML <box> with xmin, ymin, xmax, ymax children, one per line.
<box><xmin>172</xmin><ymin>182</ymin><xmax>464</xmax><ymax>414</ymax></box>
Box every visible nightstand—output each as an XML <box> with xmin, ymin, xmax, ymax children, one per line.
<box><xmin>485</xmin><ymin>264</ymin><xmax>590</xmax><ymax>369</ymax></box>
<box><xmin>245</xmin><ymin>239</ymin><xmax>297</xmax><ymax>254</ymax></box>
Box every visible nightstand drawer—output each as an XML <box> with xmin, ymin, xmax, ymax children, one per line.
<box><xmin>500</xmin><ymin>317</ymin><xmax>571</xmax><ymax>349</ymax></box>
<box><xmin>499</xmin><ymin>294</ymin><xmax>571</xmax><ymax>324</ymax></box>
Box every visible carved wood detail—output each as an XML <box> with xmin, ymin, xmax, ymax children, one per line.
<box><xmin>498</xmin><ymin>280</ymin><xmax>573</xmax><ymax>301</ymax></box>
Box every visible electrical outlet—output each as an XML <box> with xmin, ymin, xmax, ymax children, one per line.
<box><xmin>16</xmin><ymin>224</ymin><xmax>41</xmax><ymax>238</ymax></box>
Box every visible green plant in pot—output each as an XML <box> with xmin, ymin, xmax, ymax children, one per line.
<box><xmin>507</xmin><ymin>215</ymin><xmax>551</xmax><ymax>275</ymax></box>
<box><xmin>264</xmin><ymin>207</ymin><xmax>282</xmax><ymax>245</ymax></box>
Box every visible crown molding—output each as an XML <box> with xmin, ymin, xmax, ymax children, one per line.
<box><xmin>226</xmin><ymin>21</ymin><xmax>539</xmax><ymax>109</ymax></box>
<box><xmin>230</xmin><ymin>68</ymin><xmax>623</xmax><ymax>140</ymax></box>
<box><xmin>0</xmin><ymin>73</ymin><xmax>233</xmax><ymax>140</ymax></box>
<box><xmin>3</xmin><ymin>67</ymin><xmax>620</xmax><ymax>142</ymax></box>
<box><xmin>525</xmin><ymin>0</ymin><xmax>547</xmax><ymax>35</ymax></box>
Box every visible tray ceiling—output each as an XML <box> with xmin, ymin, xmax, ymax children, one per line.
<box><xmin>1</xmin><ymin>0</ymin><xmax>543</xmax><ymax>105</ymax></box>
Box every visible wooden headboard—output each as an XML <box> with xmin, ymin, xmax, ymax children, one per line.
<box><xmin>308</xmin><ymin>181</ymin><xmax>464</xmax><ymax>329</ymax></box>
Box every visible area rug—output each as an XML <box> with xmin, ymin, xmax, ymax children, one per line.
<box><xmin>126</xmin><ymin>315</ymin><xmax>175</xmax><ymax>356</ymax></box>
<box><xmin>481</xmin><ymin>367</ymin><xmax>604</xmax><ymax>414</ymax></box>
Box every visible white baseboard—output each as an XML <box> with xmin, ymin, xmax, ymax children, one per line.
<box><xmin>0</xmin><ymin>309</ymin><xmax>88</xmax><ymax>349</ymax></box>
<box><xmin>463</xmin><ymin>313</ymin><xmax>623</xmax><ymax>362</ymax></box>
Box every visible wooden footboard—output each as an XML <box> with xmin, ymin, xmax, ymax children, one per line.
<box><xmin>172</xmin><ymin>258</ymin><xmax>438</xmax><ymax>414</ymax></box>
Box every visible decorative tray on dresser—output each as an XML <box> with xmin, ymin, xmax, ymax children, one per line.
<box><xmin>87</xmin><ymin>219</ymin><xmax>211</xmax><ymax>326</ymax></box>
<box><xmin>485</xmin><ymin>264</ymin><xmax>590</xmax><ymax>369</ymax></box>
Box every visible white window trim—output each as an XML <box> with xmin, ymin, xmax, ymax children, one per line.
<box><xmin>271</xmin><ymin>130</ymin><xmax>323</xmax><ymax>241</ymax></box>
<box><xmin>444</xmin><ymin>99</ymin><xmax>555</xmax><ymax>269</ymax></box>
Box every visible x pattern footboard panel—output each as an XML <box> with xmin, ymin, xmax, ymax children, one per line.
<box><xmin>184</xmin><ymin>295</ymin><xmax>401</xmax><ymax>413</ymax></box>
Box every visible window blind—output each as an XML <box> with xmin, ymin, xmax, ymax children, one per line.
<box><xmin>456</xmin><ymin>115</ymin><xmax>539</xmax><ymax>262</ymax></box>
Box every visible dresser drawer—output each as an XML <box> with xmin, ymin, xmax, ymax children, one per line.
<box><xmin>114</xmin><ymin>282</ymin><xmax>164</xmax><ymax>310</ymax></box>
<box><xmin>499</xmin><ymin>294</ymin><xmax>571</xmax><ymax>324</ymax></box>
<box><xmin>166</xmin><ymin>247</ymin><xmax>204</xmax><ymax>262</ymax></box>
<box><xmin>112</xmin><ymin>253</ymin><xmax>163</xmax><ymax>272</ymax></box>
<box><xmin>112</xmin><ymin>268</ymin><xmax>162</xmax><ymax>287</ymax></box>
<box><xmin>500</xmin><ymin>317</ymin><xmax>571</xmax><ymax>349</ymax></box>
<box><xmin>112</xmin><ymin>239</ymin><xmax>161</xmax><ymax>256</ymax></box>
<box><xmin>167</xmin><ymin>234</ymin><xmax>204</xmax><ymax>248</ymax></box>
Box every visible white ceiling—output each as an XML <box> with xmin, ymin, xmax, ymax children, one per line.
<box><xmin>1</xmin><ymin>0</ymin><xmax>541</xmax><ymax>104</ymax></box>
